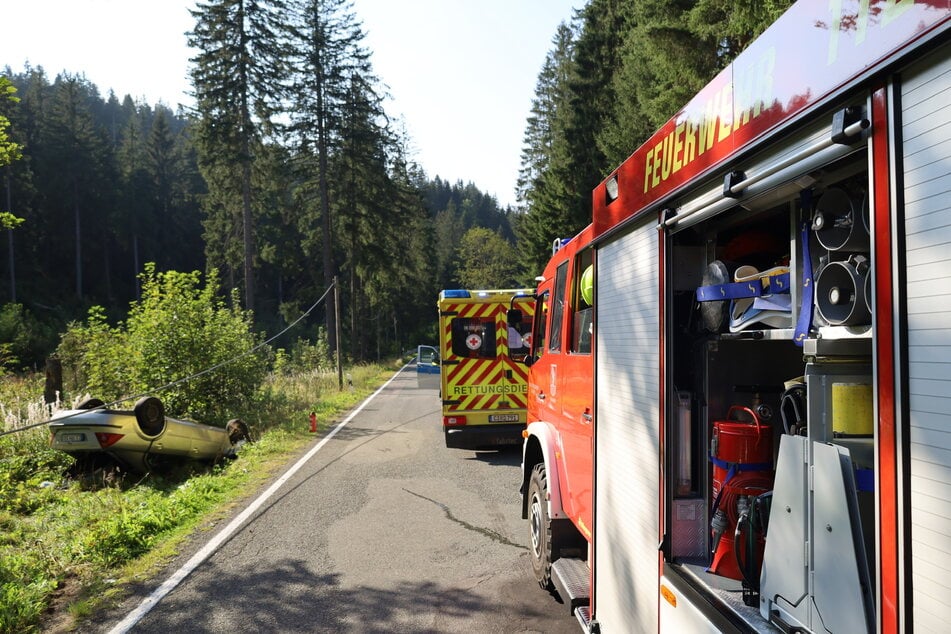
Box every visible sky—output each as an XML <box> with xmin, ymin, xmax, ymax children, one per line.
<box><xmin>0</xmin><ymin>0</ymin><xmax>581</xmax><ymax>208</ymax></box>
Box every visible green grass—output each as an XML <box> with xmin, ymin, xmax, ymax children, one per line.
<box><xmin>0</xmin><ymin>361</ymin><xmax>400</xmax><ymax>634</ymax></box>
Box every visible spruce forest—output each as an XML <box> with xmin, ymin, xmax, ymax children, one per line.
<box><xmin>0</xmin><ymin>0</ymin><xmax>792</xmax><ymax>370</ymax></box>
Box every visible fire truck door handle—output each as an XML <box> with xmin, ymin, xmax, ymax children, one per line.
<box><xmin>582</xmin><ymin>412</ymin><xmax>592</xmax><ymax>423</ymax></box>
<box><xmin>537</xmin><ymin>392</ymin><xmax>546</xmax><ymax>401</ymax></box>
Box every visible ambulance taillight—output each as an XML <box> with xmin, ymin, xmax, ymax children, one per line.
<box><xmin>443</xmin><ymin>415</ymin><xmax>467</xmax><ymax>427</ymax></box>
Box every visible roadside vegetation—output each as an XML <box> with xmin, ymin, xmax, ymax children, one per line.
<box><xmin>0</xmin><ymin>267</ymin><xmax>403</xmax><ymax>633</ymax></box>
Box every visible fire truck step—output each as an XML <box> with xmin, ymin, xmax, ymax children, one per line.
<box><xmin>574</xmin><ymin>606</ymin><xmax>591</xmax><ymax>629</ymax></box>
<box><xmin>552</xmin><ymin>557</ymin><xmax>590</xmax><ymax>613</ymax></box>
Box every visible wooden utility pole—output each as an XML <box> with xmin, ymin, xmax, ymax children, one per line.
<box><xmin>335</xmin><ymin>276</ymin><xmax>343</xmax><ymax>390</ymax></box>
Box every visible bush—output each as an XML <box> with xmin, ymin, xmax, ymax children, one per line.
<box><xmin>55</xmin><ymin>265</ymin><xmax>270</xmax><ymax>424</ymax></box>
<box><xmin>273</xmin><ymin>332</ymin><xmax>332</xmax><ymax>376</ymax></box>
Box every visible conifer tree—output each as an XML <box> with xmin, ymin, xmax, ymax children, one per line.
<box><xmin>432</xmin><ymin>202</ymin><xmax>464</xmax><ymax>290</ymax></box>
<box><xmin>516</xmin><ymin>22</ymin><xmax>575</xmax><ymax>211</ymax></box>
<box><xmin>45</xmin><ymin>75</ymin><xmax>111</xmax><ymax>300</ymax></box>
<box><xmin>116</xmin><ymin>105</ymin><xmax>152</xmax><ymax>294</ymax></box>
<box><xmin>188</xmin><ymin>0</ymin><xmax>291</xmax><ymax>311</ymax></box>
<box><xmin>333</xmin><ymin>72</ymin><xmax>392</xmax><ymax>359</ymax></box>
<box><xmin>147</xmin><ymin>108</ymin><xmax>180</xmax><ymax>271</ymax></box>
<box><xmin>376</xmin><ymin>134</ymin><xmax>431</xmax><ymax>356</ymax></box>
<box><xmin>515</xmin><ymin>21</ymin><xmax>576</xmax><ymax>279</ymax></box>
<box><xmin>285</xmin><ymin>0</ymin><xmax>372</xmax><ymax>356</ymax></box>
<box><xmin>148</xmin><ymin>110</ymin><xmax>175</xmax><ymax>224</ymax></box>
<box><xmin>3</xmin><ymin>66</ymin><xmax>207</xmax><ymax>334</ymax></box>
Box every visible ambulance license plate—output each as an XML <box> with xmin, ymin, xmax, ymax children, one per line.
<box><xmin>489</xmin><ymin>414</ymin><xmax>519</xmax><ymax>423</ymax></box>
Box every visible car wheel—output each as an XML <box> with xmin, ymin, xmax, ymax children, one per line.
<box><xmin>76</xmin><ymin>397</ymin><xmax>105</xmax><ymax>410</ymax></box>
<box><xmin>528</xmin><ymin>462</ymin><xmax>556</xmax><ymax>591</ymax></box>
<box><xmin>134</xmin><ymin>396</ymin><xmax>166</xmax><ymax>437</ymax></box>
<box><xmin>226</xmin><ymin>419</ymin><xmax>252</xmax><ymax>444</ymax></box>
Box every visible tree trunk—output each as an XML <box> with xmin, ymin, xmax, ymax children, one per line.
<box><xmin>242</xmin><ymin>159</ymin><xmax>254</xmax><ymax>311</ymax></box>
<box><xmin>73</xmin><ymin>179</ymin><xmax>82</xmax><ymax>300</ymax></box>
<box><xmin>44</xmin><ymin>357</ymin><xmax>63</xmax><ymax>405</ymax></box>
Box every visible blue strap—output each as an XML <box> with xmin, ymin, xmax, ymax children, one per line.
<box><xmin>708</xmin><ymin>456</ymin><xmax>773</xmax><ymax>518</ymax></box>
<box><xmin>770</xmin><ymin>272</ymin><xmax>791</xmax><ymax>294</ymax></box>
<box><xmin>696</xmin><ymin>271</ymin><xmax>791</xmax><ymax>302</ymax></box>
<box><xmin>709</xmin><ymin>463</ymin><xmax>738</xmax><ymax>519</ymax></box>
<box><xmin>794</xmin><ymin>191</ymin><xmax>814</xmax><ymax>346</ymax></box>
<box><xmin>709</xmin><ymin>455</ymin><xmax>773</xmax><ymax>474</ymax></box>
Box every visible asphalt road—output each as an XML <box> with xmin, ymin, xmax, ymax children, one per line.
<box><xmin>81</xmin><ymin>365</ymin><xmax>579</xmax><ymax>634</ymax></box>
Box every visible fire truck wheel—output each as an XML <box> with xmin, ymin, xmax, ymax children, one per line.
<box><xmin>528</xmin><ymin>462</ymin><xmax>555</xmax><ymax>591</ymax></box>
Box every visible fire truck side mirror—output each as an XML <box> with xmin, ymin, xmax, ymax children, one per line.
<box><xmin>507</xmin><ymin>309</ymin><xmax>523</xmax><ymax>326</ymax></box>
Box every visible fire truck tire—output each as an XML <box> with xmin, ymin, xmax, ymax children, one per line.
<box><xmin>528</xmin><ymin>462</ymin><xmax>556</xmax><ymax>591</ymax></box>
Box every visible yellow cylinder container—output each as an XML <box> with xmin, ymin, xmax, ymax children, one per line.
<box><xmin>832</xmin><ymin>382</ymin><xmax>874</xmax><ymax>435</ymax></box>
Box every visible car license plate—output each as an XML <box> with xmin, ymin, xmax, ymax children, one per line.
<box><xmin>59</xmin><ymin>432</ymin><xmax>86</xmax><ymax>443</ymax></box>
<box><xmin>489</xmin><ymin>414</ymin><xmax>520</xmax><ymax>423</ymax></box>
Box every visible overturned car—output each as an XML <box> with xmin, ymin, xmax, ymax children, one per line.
<box><xmin>49</xmin><ymin>396</ymin><xmax>250</xmax><ymax>474</ymax></box>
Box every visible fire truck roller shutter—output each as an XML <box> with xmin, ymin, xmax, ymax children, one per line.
<box><xmin>595</xmin><ymin>218</ymin><xmax>660</xmax><ymax>631</ymax></box>
<box><xmin>901</xmin><ymin>44</ymin><xmax>951</xmax><ymax>632</ymax></box>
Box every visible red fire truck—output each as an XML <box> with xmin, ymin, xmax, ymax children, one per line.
<box><xmin>519</xmin><ymin>2</ymin><xmax>950</xmax><ymax>632</ymax></box>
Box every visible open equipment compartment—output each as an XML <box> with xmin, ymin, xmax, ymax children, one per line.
<box><xmin>664</xmin><ymin>103</ymin><xmax>876</xmax><ymax>632</ymax></box>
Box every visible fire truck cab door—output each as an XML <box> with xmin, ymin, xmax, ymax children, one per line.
<box><xmin>416</xmin><ymin>345</ymin><xmax>440</xmax><ymax>390</ymax></box>
<box><xmin>528</xmin><ymin>285</ymin><xmax>560</xmax><ymax>424</ymax></box>
<box><xmin>530</xmin><ymin>262</ymin><xmax>572</xmax><ymax>427</ymax></box>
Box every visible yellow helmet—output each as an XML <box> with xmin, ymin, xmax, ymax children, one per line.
<box><xmin>581</xmin><ymin>265</ymin><xmax>593</xmax><ymax>306</ymax></box>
